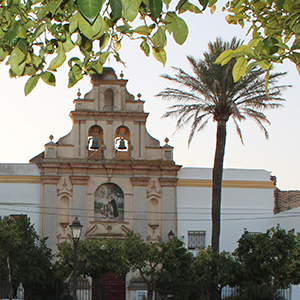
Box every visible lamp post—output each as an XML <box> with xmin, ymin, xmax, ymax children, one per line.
<box><xmin>70</xmin><ymin>217</ymin><xmax>83</xmax><ymax>300</ymax></box>
<box><xmin>168</xmin><ymin>230</ymin><xmax>175</xmax><ymax>240</ymax></box>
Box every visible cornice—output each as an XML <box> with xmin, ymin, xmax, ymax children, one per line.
<box><xmin>177</xmin><ymin>179</ymin><xmax>276</xmax><ymax>189</ymax></box>
<box><xmin>0</xmin><ymin>176</ymin><xmax>41</xmax><ymax>184</ymax></box>
<box><xmin>34</xmin><ymin>160</ymin><xmax>181</xmax><ymax>177</ymax></box>
<box><xmin>159</xmin><ymin>178</ymin><xmax>178</xmax><ymax>187</ymax></box>
<box><xmin>41</xmin><ymin>175</ymin><xmax>61</xmax><ymax>185</ymax></box>
<box><xmin>130</xmin><ymin>177</ymin><xmax>150</xmax><ymax>186</ymax></box>
<box><xmin>69</xmin><ymin>111</ymin><xmax>148</xmax><ymax>122</ymax></box>
<box><xmin>70</xmin><ymin>175</ymin><xmax>90</xmax><ymax>185</ymax></box>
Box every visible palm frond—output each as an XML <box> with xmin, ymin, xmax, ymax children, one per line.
<box><xmin>157</xmin><ymin>37</ymin><xmax>289</xmax><ymax>145</ymax></box>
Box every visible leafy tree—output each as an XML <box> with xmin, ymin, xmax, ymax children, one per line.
<box><xmin>0</xmin><ymin>216</ymin><xmax>55</xmax><ymax>300</ymax></box>
<box><xmin>0</xmin><ymin>0</ymin><xmax>298</xmax><ymax>93</ymax></box>
<box><xmin>217</xmin><ymin>0</ymin><xmax>300</xmax><ymax>81</ymax></box>
<box><xmin>234</xmin><ymin>226</ymin><xmax>297</xmax><ymax>299</ymax></box>
<box><xmin>56</xmin><ymin>234</ymin><xmax>195</xmax><ymax>300</ymax></box>
<box><xmin>152</xmin><ymin>237</ymin><xmax>196</xmax><ymax>300</ymax></box>
<box><xmin>56</xmin><ymin>238</ymin><xmax>130</xmax><ymax>279</ymax></box>
<box><xmin>156</xmin><ymin>37</ymin><xmax>288</xmax><ymax>254</ymax></box>
<box><xmin>122</xmin><ymin>232</ymin><xmax>195</xmax><ymax>300</ymax></box>
<box><xmin>0</xmin><ymin>0</ymin><xmax>199</xmax><ymax>95</ymax></box>
<box><xmin>194</xmin><ymin>247</ymin><xmax>238</xmax><ymax>300</ymax></box>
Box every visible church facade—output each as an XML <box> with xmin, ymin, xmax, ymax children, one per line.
<box><xmin>30</xmin><ymin>67</ymin><xmax>181</xmax><ymax>251</ymax></box>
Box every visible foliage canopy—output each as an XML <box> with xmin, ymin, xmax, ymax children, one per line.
<box><xmin>0</xmin><ymin>0</ymin><xmax>298</xmax><ymax>94</ymax></box>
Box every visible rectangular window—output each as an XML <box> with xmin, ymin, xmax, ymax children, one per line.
<box><xmin>188</xmin><ymin>230</ymin><xmax>206</xmax><ymax>249</ymax></box>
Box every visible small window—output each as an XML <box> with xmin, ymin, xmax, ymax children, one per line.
<box><xmin>188</xmin><ymin>230</ymin><xmax>206</xmax><ymax>249</ymax></box>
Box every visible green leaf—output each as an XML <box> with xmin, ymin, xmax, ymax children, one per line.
<box><xmin>0</xmin><ymin>48</ymin><xmax>8</xmax><ymax>61</ymax></box>
<box><xmin>257</xmin><ymin>60</ymin><xmax>272</xmax><ymax>70</ymax></box>
<box><xmin>214</xmin><ymin>49</ymin><xmax>234</xmax><ymax>65</ymax></box>
<box><xmin>99</xmin><ymin>33</ymin><xmax>110</xmax><ymax>50</ymax></box>
<box><xmin>48</xmin><ymin>44</ymin><xmax>66</xmax><ymax>70</ymax></box>
<box><xmin>140</xmin><ymin>39</ymin><xmax>150</xmax><ymax>56</ymax></box>
<box><xmin>9</xmin><ymin>47</ymin><xmax>26</xmax><ymax>76</ymax></box>
<box><xmin>114</xmin><ymin>40</ymin><xmax>121</xmax><ymax>51</ymax></box>
<box><xmin>198</xmin><ymin>0</ymin><xmax>208</xmax><ymax>9</ymax></box>
<box><xmin>41</xmin><ymin>71</ymin><xmax>56</xmax><ymax>86</ymax></box>
<box><xmin>15</xmin><ymin>23</ymin><xmax>27</xmax><ymax>39</ymax></box>
<box><xmin>232</xmin><ymin>56</ymin><xmax>247</xmax><ymax>82</ymax></box>
<box><xmin>109</xmin><ymin>0</ymin><xmax>122</xmax><ymax>20</ymax></box>
<box><xmin>69</xmin><ymin>13</ymin><xmax>79</xmax><ymax>33</ymax></box>
<box><xmin>68</xmin><ymin>57</ymin><xmax>83</xmax><ymax>68</ymax></box>
<box><xmin>152</xmin><ymin>27</ymin><xmax>166</xmax><ymax>49</ymax></box>
<box><xmin>149</xmin><ymin>0</ymin><xmax>163</xmax><ymax>20</ymax></box>
<box><xmin>63</xmin><ymin>35</ymin><xmax>75</xmax><ymax>52</ymax></box>
<box><xmin>99</xmin><ymin>51</ymin><xmax>110</xmax><ymax>64</ymax></box>
<box><xmin>178</xmin><ymin>2</ymin><xmax>201</xmax><ymax>13</ymax></box>
<box><xmin>32</xmin><ymin>54</ymin><xmax>43</xmax><ymax>68</ymax></box>
<box><xmin>77</xmin><ymin>0</ymin><xmax>103</xmax><ymax>23</ymax></box>
<box><xmin>78</xmin><ymin>14</ymin><xmax>104</xmax><ymax>39</ymax></box>
<box><xmin>68</xmin><ymin>64</ymin><xmax>83</xmax><ymax>87</ymax></box>
<box><xmin>121</xmin><ymin>0</ymin><xmax>139</xmax><ymax>21</ymax></box>
<box><xmin>175</xmin><ymin>0</ymin><xmax>187</xmax><ymax>11</ymax></box>
<box><xmin>134</xmin><ymin>25</ymin><xmax>150</xmax><ymax>35</ymax></box>
<box><xmin>31</xmin><ymin>24</ymin><xmax>46</xmax><ymax>41</ymax></box>
<box><xmin>24</xmin><ymin>74</ymin><xmax>40</xmax><ymax>96</ymax></box>
<box><xmin>165</xmin><ymin>12</ymin><xmax>188</xmax><ymax>45</ymax></box>
<box><xmin>153</xmin><ymin>47</ymin><xmax>166</xmax><ymax>65</ymax></box>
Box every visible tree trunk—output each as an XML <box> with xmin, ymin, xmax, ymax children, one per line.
<box><xmin>147</xmin><ymin>282</ymin><xmax>154</xmax><ymax>300</ymax></box>
<box><xmin>7</xmin><ymin>255</ymin><xmax>13</xmax><ymax>300</ymax></box>
<box><xmin>211</xmin><ymin>121</ymin><xmax>227</xmax><ymax>254</ymax></box>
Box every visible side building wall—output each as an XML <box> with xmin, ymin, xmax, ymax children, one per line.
<box><xmin>0</xmin><ymin>164</ymin><xmax>41</xmax><ymax>235</ymax></box>
<box><xmin>177</xmin><ymin>167</ymin><xmax>276</xmax><ymax>252</ymax></box>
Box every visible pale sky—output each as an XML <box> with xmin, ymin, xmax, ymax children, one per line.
<box><xmin>0</xmin><ymin>6</ymin><xmax>299</xmax><ymax>190</ymax></box>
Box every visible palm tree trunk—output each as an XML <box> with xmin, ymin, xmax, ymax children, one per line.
<box><xmin>211</xmin><ymin>121</ymin><xmax>227</xmax><ymax>254</ymax></box>
<box><xmin>7</xmin><ymin>255</ymin><xmax>13</xmax><ymax>300</ymax></box>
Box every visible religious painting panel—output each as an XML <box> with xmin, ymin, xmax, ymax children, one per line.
<box><xmin>94</xmin><ymin>183</ymin><xmax>124</xmax><ymax>221</ymax></box>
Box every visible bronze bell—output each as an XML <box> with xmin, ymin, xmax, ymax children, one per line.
<box><xmin>118</xmin><ymin>138</ymin><xmax>127</xmax><ymax>150</ymax></box>
<box><xmin>90</xmin><ymin>136</ymin><xmax>100</xmax><ymax>149</ymax></box>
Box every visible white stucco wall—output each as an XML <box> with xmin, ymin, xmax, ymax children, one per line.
<box><xmin>177</xmin><ymin>167</ymin><xmax>275</xmax><ymax>252</ymax></box>
<box><xmin>0</xmin><ymin>164</ymin><xmax>41</xmax><ymax>234</ymax></box>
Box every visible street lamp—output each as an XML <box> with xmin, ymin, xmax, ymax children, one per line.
<box><xmin>70</xmin><ymin>217</ymin><xmax>83</xmax><ymax>300</ymax></box>
<box><xmin>168</xmin><ymin>230</ymin><xmax>175</xmax><ymax>240</ymax></box>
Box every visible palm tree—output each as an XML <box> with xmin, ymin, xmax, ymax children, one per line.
<box><xmin>156</xmin><ymin>37</ymin><xmax>289</xmax><ymax>255</ymax></box>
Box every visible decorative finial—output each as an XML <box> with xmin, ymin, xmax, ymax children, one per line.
<box><xmin>77</xmin><ymin>88</ymin><xmax>81</xmax><ymax>98</ymax></box>
<box><xmin>137</xmin><ymin>93</ymin><xmax>142</xmax><ymax>99</ymax></box>
<box><xmin>120</xmin><ymin>70</ymin><xmax>124</xmax><ymax>79</ymax></box>
<box><xmin>49</xmin><ymin>135</ymin><xmax>54</xmax><ymax>141</ymax></box>
<box><xmin>164</xmin><ymin>137</ymin><xmax>169</xmax><ymax>144</ymax></box>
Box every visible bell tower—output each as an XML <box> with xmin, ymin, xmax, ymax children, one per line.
<box><xmin>31</xmin><ymin>68</ymin><xmax>181</xmax><ymax>251</ymax></box>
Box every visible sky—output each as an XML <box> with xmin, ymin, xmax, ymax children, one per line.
<box><xmin>0</xmin><ymin>5</ymin><xmax>299</xmax><ymax>191</ymax></box>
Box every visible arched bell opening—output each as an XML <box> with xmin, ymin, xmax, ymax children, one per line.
<box><xmin>115</xmin><ymin>126</ymin><xmax>130</xmax><ymax>160</ymax></box>
<box><xmin>88</xmin><ymin>125</ymin><xmax>104</xmax><ymax>159</ymax></box>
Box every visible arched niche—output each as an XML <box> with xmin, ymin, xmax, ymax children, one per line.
<box><xmin>94</xmin><ymin>183</ymin><xmax>124</xmax><ymax>221</ymax></box>
<box><xmin>104</xmin><ymin>89</ymin><xmax>115</xmax><ymax>111</ymax></box>
<box><xmin>148</xmin><ymin>197</ymin><xmax>160</xmax><ymax>223</ymax></box>
<box><xmin>88</xmin><ymin>125</ymin><xmax>104</xmax><ymax>159</ymax></box>
<box><xmin>115</xmin><ymin>126</ymin><xmax>130</xmax><ymax>160</ymax></box>
<box><xmin>59</xmin><ymin>196</ymin><xmax>70</xmax><ymax>225</ymax></box>
<box><xmin>147</xmin><ymin>197</ymin><xmax>161</xmax><ymax>241</ymax></box>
